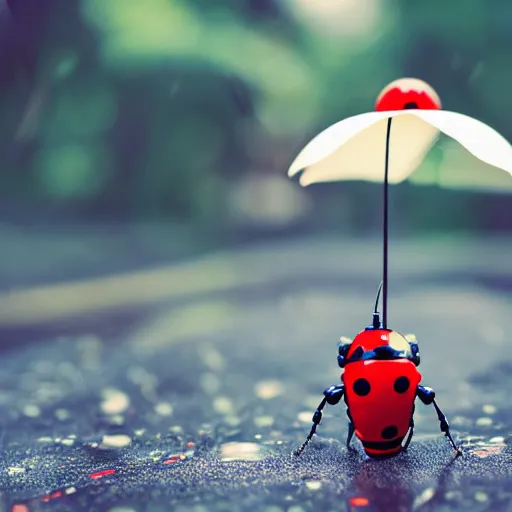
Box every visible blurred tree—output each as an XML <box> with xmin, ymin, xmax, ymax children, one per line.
<box><xmin>0</xmin><ymin>0</ymin><xmax>509</xmax><ymax>235</ymax></box>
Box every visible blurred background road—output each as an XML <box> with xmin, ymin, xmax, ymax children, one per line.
<box><xmin>0</xmin><ymin>1</ymin><xmax>511</xmax><ymax>511</ymax></box>
<box><xmin>0</xmin><ymin>235</ymin><xmax>511</xmax><ymax>512</ymax></box>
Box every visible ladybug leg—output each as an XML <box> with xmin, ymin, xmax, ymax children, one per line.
<box><xmin>417</xmin><ymin>385</ymin><xmax>462</xmax><ymax>456</ymax></box>
<box><xmin>402</xmin><ymin>417</ymin><xmax>414</xmax><ymax>451</ymax></box>
<box><xmin>346</xmin><ymin>421</ymin><xmax>355</xmax><ymax>449</ymax></box>
<box><xmin>431</xmin><ymin>399</ymin><xmax>462</xmax><ymax>456</ymax></box>
<box><xmin>345</xmin><ymin>409</ymin><xmax>356</xmax><ymax>449</ymax></box>
<box><xmin>294</xmin><ymin>385</ymin><xmax>344</xmax><ymax>456</ymax></box>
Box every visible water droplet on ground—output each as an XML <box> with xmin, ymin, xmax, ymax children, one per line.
<box><xmin>413</xmin><ymin>487</ymin><xmax>435</xmax><ymax>508</ymax></box>
<box><xmin>255</xmin><ymin>380</ymin><xmax>284</xmax><ymax>400</ymax></box>
<box><xmin>474</xmin><ymin>491</ymin><xmax>488</xmax><ymax>502</ymax></box>
<box><xmin>55</xmin><ymin>408</ymin><xmax>70</xmax><ymax>421</ymax></box>
<box><xmin>213</xmin><ymin>396</ymin><xmax>234</xmax><ymax>415</ymax></box>
<box><xmin>100</xmin><ymin>434</ymin><xmax>132</xmax><ymax>449</ymax></box>
<box><xmin>154</xmin><ymin>402</ymin><xmax>173</xmax><ymax>416</ymax></box>
<box><xmin>254</xmin><ymin>415</ymin><xmax>274</xmax><ymax>428</ymax></box>
<box><xmin>219</xmin><ymin>442</ymin><xmax>268</xmax><ymax>461</ymax></box>
<box><xmin>8</xmin><ymin>467</ymin><xmax>26</xmax><ymax>475</ymax></box>
<box><xmin>297</xmin><ymin>412</ymin><xmax>312</xmax><ymax>423</ymax></box>
<box><xmin>23</xmin><ymin>404</ymin><xmax>41</xmax><ymax>417</ymax></box>
<box><xmin>101</xmin><ymin>388</ymin><xmax>130</xmax><ymax>415</ymax></box>
<box><xmin>482</xmin><ymin>404</ymin><xmax>497</xmax><ymax>415</ymax></box>
<box><xmin>476</xmin><ymin>417</ymin><xmax>493</xmax><ymax>427</ymax></box>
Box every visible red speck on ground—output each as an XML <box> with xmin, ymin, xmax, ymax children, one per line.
<box><xmin>349</xmin><ymin>496</ymin><xmax>370</xmax><ymax>507</ymax></box>
<box><xmin>42</xmin><ymin>490</ymin><xmax>63</xmax><ymax>502</ymax></box>
<box><xmin>12</xmin><ymin>505</ymin><xmax>29</xmax><ymax>512</ymax></box>
<box><xmin>162</xmin><ymin>456</ymin><xmax>181</xmax><ymax>465</ymax></box>
<box><xmin>90</xmin><ymin>469</ymin><xmax>116</xmax><ymax>479</ymax></box>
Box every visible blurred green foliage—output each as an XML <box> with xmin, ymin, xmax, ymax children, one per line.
<box><xmin>0</xmin><ymin>0</ymin><xmax>511</xmax><ymax>236</ymax></box>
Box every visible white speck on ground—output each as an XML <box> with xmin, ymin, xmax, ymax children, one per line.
<box><xmin>100</xmin><ymin>434</ymin><xmax>132</xmax><ymax>449</ymax></box>
<box><xmin>254</xmin><ymin>415</ymin><xmax>274</xmax><ymax>428</ymax></box>
<box><xmin>305</xmin><ymin>480</ymin><xmax>322</xmax><ymax>490</ymax></box>
<box><xmin>100</xmin><ymin>388</ymin><xmax>130</xmax><ymax>415</ymax></box>
<box><xmin>297</xmin><ymin>412</ymin><xmax>312</xmax><ymax>423</ymax></box>
<box><xmin>219</xmin><ymin>442</ymin><xmax>267</xmax><ymax>462</ymax></box>
<box><xmin>482</xmin><ymin>404</ymin><xmax>497</xmax><ymax>415</ymax></box>
<box><xmin>200</xmin><ymin>372</ymin><xmax>221</xmax><ymax>394</ymax></box>
<box><xmin>476</xmin><ymin>417</ymin><xmax>493</xmax><ymax>427</ymax></box>
<box><xmin>413</xmin><ymin>487</ymin><xmax>435</xmax><ymax>508</ymax></box>
<box><xmin>55</xmin><ymin>408</ymin><xmax>70</xmax><ymax>421</ymax></box>
<box><xmin>474</xmin><ymin>491</ymin><xmax>488</xmax><ymax>502</ymax></box>
<box><xmin>154</xmin><ymin>402</ymin><xmax>173</xmax><ymax>416</ymax></box>
<box><xmin>23</xmin><ymin>404</ymin><xmax>41</xmax><ymax>417</ymax></box>
<box><xmin>213</xmin><ymin>396</ymin><xmax>234</xmax><ymax>415</ymax></box>
<box><xmin>8</xmin><ymin>467</ymin><xmax>26</xmax><ymax>475</ymax></box>
<box><xmin>255</xmin><ymin>380</ymin><xmax>284</xmax><ymax>400</ymax></box>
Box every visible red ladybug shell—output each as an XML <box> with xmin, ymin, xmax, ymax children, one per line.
<box><xmin>375</xmin><ymin>77</ymin><xmax>441</xmax><ymax>112</ymax></box>
<box><xmin>342</xmin><ymin>330</ymin><xmax>421</xmax><ymax>457</ymax></box>
<box><xmin>346</xmin><ymin>329</ymin><xmax>394</xmax><ymax>358</ymax></box>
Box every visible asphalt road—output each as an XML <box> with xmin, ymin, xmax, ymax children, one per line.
<box><xmin>0</xmin><ymin>235</ymin><xmax>511</xmax><ymax>512</ymax></box>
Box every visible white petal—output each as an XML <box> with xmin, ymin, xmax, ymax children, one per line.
<box><xmin>410</xmin><ymin>139</ymin><xmax>512</xmax><ymax>193</ymax></box>
<box><xmin>288</xmin><ymin>111</ymin><xmax>389</xmax><ymax>176</ymax></box>
<box><xmin>412</xmin><ymin>110</ymin><xmax>512</xmax><ymax>177</ymax></box>
<box><xmin>288</xmin><ymin>111</ymin><xmax>439</xmax><ymax>186</ymax></box>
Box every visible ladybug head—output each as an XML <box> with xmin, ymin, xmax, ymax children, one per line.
<box><xmin>338</xmin><ymin>330</ymin><xmax>420</xmax><ymax>369</ymax></box>
<box><xmin>337</xmin><ymin>282</ymin><xmax>420</xmax><ymax>368</ymax></box>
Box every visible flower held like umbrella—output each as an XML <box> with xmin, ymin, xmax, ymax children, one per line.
<box><xmin>288</xmin><ymin>78</ymin><xmax>512</xmax><ymax>327</ymax></box>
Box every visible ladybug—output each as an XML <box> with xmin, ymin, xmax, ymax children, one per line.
<box><xmin>374</xmin><ymin>77</ymin><xmax>442</xmax><ymax>111</ymax></box>
<box><xmin>295</xmin><ymin>283</ymin><xmax>462</xmax><ymax>458</ymax></box>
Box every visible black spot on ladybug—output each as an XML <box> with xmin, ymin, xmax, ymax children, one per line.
<box><xmin>353</xmin><ymin>378</ymin><xmax>371</xmax><ymax>396</ymax></box>
<box><xmin>404</xmin><ymin>101</ymin><xmax>418</xmax><ymax>109</ymax></box>
<box><xmin>394</xmin><ymin>376</ymin><xmax>410</xmax><ymax>393</ymax></box>
<box><xmin>381</xmin><ymin>425</ymin><xmax>398</xmax><ymax>439</ymax></box>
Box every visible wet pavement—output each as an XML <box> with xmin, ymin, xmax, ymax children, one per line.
<box><xmin>0</xmin><ymin>235</ymin><xmax>511</xmax><ymax>511</ymax></box>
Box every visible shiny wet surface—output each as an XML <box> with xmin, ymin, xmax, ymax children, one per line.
<box><xmin>0</xmin><ymin>235</ymin><xmax>511</xmax><ymax>511</ymax></box>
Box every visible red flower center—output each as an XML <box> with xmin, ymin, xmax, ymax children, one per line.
<box><xmin>375</xmin><ymin>78</ymin><xmax>441</xmax><ymax>112</ymax></box>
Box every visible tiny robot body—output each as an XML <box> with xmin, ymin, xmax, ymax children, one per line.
<box><xmin>295</xmin><ymin>307</ymin><xmax>461</xmax><ymax>458</ymax></box>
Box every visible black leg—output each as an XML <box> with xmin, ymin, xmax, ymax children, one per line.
<box><xmin>294</xmin><ymin>397</ymin><xmax>327</xmax><ymax>456</ymax></box>
<box><xmin>417</xmin><ymin>385</ymin><xmax>462</xmax><ymax>456</ymax></box>
<box><xmin>432</xmin><ymin>399</ymin><xmax>462</xmax><ymax>455</ymax></box>
<box><xmin>294</xmin><ymin>385</ymin><xmax>344</xmax><ymax>456</ymax></box>
<box><xmin>346</xmin><ymin>422</ymin><xmax>355</xmax><ymax>449</ymax></box>
<box><xmin>402</xmin><ymin>416</ymin><xmax>414</xmax><ymax>451</ymax></box>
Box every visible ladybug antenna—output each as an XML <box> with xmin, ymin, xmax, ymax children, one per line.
<box><xmin>374</xmin><ymin>280</ymin><xmax>383</xmax><ymax>314</ymax></box>
<box><xmin>372</xmin><ymin>281</ymin><xmax>383</xmax><ymax>329</ymax></box>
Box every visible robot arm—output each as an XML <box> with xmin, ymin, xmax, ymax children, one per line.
<box><xmin>417</xmin><ymin>385</ymin><xmax>462</xmax><ymax>455</ymax></box>
<box><xmin>294</xmin><ymin>385</ymin><xmax>345</xmax><ymax>456</ymax></box>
